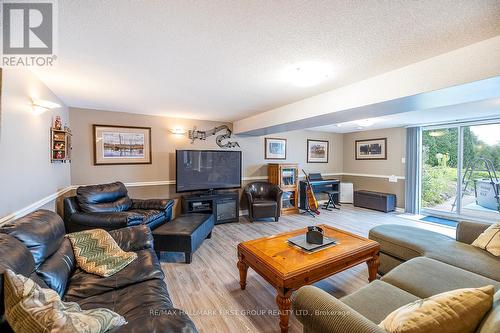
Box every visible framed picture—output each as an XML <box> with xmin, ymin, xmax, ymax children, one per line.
<box><xmin>355</xmin><ymin>138</ymin><xmax>387</xmax><ymax>160</ymax></box>
<box><xmin>265</xmin><ymin>138</ymin><xmax>287</xmax><ymax>159</ymax></box>
<box><xmin>307</xmin><ymin>139</ymin><xmax>329</xmax><ymax>163</ymax></box>
<box><xmin>93</xmin><ymin>125</ymin><xmax>152</xmax><ymax>165</ymax></box>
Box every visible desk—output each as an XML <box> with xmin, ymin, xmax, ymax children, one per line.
<box><xmin>299</xmin><ymin>179</ymin><xmax>340</xmax><ymax>210</ymax></box>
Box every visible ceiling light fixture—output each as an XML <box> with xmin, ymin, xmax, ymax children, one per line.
<box><xmin>31</xmin><ymin>98</ymin><xmax>61</xmax><ymax>115</ymax></box>
<box><xmin>283</xmin><ymin>61</ymin><xmax>333</xmax><ymax>87</ymax></box>
<box><xmin>356</xmin><ymin>118</ymin><xmax>377</xmax><ymax>127</ymax></box>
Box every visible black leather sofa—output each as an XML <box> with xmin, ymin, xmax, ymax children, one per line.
<box><xmin>64</xmin><ymin>181</ymin><xmax>174</xmax><ymax>232</ymax></box>
<box><xmin>244</xmin><ymin>181</ymin><xmax>283</xmax><ymax>222</ymax></box>
<box><xmin>0</xmin><ymin>210</ymin><xmax>197</xmax><ymax>333</ymax></box>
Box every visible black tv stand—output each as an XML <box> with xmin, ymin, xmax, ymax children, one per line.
<box><xmin>181</xmin><ymin>190</ymin><xmax>239</xmax><ymax>224</ymax></box>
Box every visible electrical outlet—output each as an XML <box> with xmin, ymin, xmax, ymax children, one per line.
<box><xmin>388</xmin><ymin>175</ymin><xmax>398</xmax><ymax>183</ymax></box>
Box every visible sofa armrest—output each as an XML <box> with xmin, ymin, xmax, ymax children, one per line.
<box><xmin>293</xmin><ymin>286</ymin><xmax>386</xmax><ymax>333</ymax></box>
<box><xmin>269</xmin><ymin>185</ymin><xmax>283</xmax><ymax>201</ymax></box>
<box><xmin>108</xmin><ymin>225</ymin><xmax>154</xmax><ymax>252</ymax></box>
<box><xmin>66</xmin><ymin>212</ymin><xmax>135</xmax><ymax>232</ymax></box>
<box><xmin>456</xmin><ymin>221</ymin><xmax>492</xmax><ymax>244</ymax></box>
<box><xmin>131</xmin><ymin>198</ymin><xmax>174</xmax><ymax>211</ymax></box>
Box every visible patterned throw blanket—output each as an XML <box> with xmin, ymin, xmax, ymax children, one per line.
<box><xmin>66</xmin><ymin>229</ymin><xmax>137</xmax><ymax>277</ymax></box>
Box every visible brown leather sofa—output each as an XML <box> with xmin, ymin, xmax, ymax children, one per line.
<box><xmin>244</xmin><ymin>181</ymin><xmax>283</xmax><ymax>222</ymax></box>
<box><xmin>64</xmin><ymin>181</ymin><xmax>174</xmax><ymax>232</ymax></box>
<box><xmin>0</xmin><ymin>210</ymin><xmax>197</xmax><ymax>333</ymax></box>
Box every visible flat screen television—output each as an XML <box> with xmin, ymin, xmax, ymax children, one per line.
<box><xmin>176</xmin><ymin>150</ymin><xmax>242</xmax><ymax>192</ymax></box>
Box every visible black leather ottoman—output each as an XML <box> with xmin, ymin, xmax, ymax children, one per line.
<box><xmin>152</xmin><ymin>213</ymin><xmax>214</xmax><ymax>263</ymax></box>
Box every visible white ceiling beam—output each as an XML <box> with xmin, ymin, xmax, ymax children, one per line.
<box><xmin>233</xmin><ymin>36</ymin><xmax>500</xmax><ymax>136</ymax></box>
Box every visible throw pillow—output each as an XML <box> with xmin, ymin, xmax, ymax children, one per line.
<box><xmin>472</xmin><ymin>223</ymin><xmax>500</xmax><ymax>256</ymax></box>
<box><xmin>379</xmin><ymin>285</ymin><xmax>494</xmax><ymax>333</ymax></box>
<box><xmin>66</xmin><ymin>229</ymin><xmax>137</xmax><ymax>277</ymax></box>
<box><xmin>4</xmin><ymin>269</ymin><xmax>126</xmax><ymax>333</ymax></box>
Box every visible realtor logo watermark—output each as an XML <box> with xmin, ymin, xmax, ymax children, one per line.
<box><xmin>1</xmin><ymin>0</ymin><xmax>58</xmax><ymax>66</ymax></box>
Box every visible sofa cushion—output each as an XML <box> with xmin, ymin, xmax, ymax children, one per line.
<box><xmin>75</xmin><ymin>279</ymin><xmax>197</xmax><ymax>333</ymax></box>
<box><xmin>0</xmin><ymin>233</ymin><xmax>36</xmax><ymax>324</ymax></box>
<box><xmin>382</xmin><ymin>257</ymin><xmax>500</xmax><ymax>299</ymax></box>
<box><xmin>36</xmin><ymin>238</ymin><xmax>75</xmax><ymax>297</ymax></box>
<box><xmin>424</xmin><ymin>241</ymin><xmax>500</xmax><ymax>281</ymax></box>
<box><xmin>379</xmin><ymin>285</ymin><xmax>494</xmax><ymax>333</ymax></box>
<box><xmin>0</xmin><ymin>210</ymin><xmax>65</xmax><ymax>268</ymax></box>
<box><xmin>472</xmin><ymin>223</ymin><xmax>500</xmax><ymax>256</ymax></box>
<box><xmin>77</xmin><ymin>182</ymin><xmax>132</xmax><ymax>213</ymax></box>
<box><xmin>64</xmin><ymin>248</ymin><xmax>164</xmax><ymax>301</ymax></box>
<box><xmin>127</xmin><ymin>209</ymin><xmax>165</xmax><ymax>224</ymax></box>
<box><xmin>368</xmin><ymin>224</ymin><xmax>451</xmax><ymax>260</ymax></box>
<box><xmin>369</xmin><ymin>224</ymin><xmax>500</xmax><ymax>281</ymax></box>
<box><xmin>340</xmin><ymin>280</ymin><xmax>420</xmax><ymax>324</ymax></box>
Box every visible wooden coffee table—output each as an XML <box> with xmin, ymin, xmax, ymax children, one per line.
<box><xmin>237</xmin><ymin>224</ymin><xmax>380</xmax><ymax>333</ymax></box>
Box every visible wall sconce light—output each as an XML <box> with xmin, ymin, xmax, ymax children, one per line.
<box><xmin>31</xmin><ymin>98</ymin><xmax>61</xmax><ymax>115</ymax></box>
<box><xmin>169</xmin><ymin>128</ymin><xmax>186</xmax><ymax>135</ymax></box>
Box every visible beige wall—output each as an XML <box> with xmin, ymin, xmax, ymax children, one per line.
<box><xmin>69</xmin><ymin>107</ymin><xmax>343</xmax><ymax>206</ymax></box>
<box><xmin>343</xmin><ymin>127</ymin><xmax>405</xmax><ymax>176</ymax></box>
<box><xmin>0</xmin><ymin>68</ymin><xmax>71</xmax><ymax>220</ymax></box>
<box><xmin>342</xmin><ymin>127</ymin><xmax>406</xmax><ymax>208</ymax></box>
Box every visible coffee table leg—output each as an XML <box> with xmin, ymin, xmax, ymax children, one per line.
<box><xmin>237</xmin><ymin>255</ymin><xmax>248</xmax><ymax>290</ymax></box>
<box><xmin>367</xmin><ymin>252</ymin><xmax>380</xmax><ymax>282</ymax></box>
<box><xmin>276</xmin><ymin>289</ymin><xmax>293</xmax><ymax>333</ymax></box>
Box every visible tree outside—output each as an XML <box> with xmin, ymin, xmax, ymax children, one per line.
<box><xmin>421</xmin><ymin>124</ymin><xmax>500</xmax><ymax>214</ymax></box>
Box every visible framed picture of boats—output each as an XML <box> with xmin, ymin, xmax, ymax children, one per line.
<box><xmin>93</xmin><ymin>124</ymin><xmax>152</xmax><ymax>165</ymax></box>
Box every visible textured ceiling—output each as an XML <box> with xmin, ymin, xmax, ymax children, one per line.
<box><xmin>33</xmin><ymin>0</ymin><xmax>500</xmax><ymax>121</ymax></box>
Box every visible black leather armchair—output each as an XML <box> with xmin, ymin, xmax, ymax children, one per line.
<box><xmin>64</xmin><ymin>182</ymin><xmax>174</xmax><ymax>233</ymax></box>
<box><xmin>244</xmin><ymin>181</ymin><xmax>283</xmax><ymax>222</ymax></box>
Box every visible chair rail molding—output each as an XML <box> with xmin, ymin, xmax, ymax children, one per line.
<box><xmin>0</xmin><ymin>172</ymin><xmax>404</xmax><ymax>224</ymax></box>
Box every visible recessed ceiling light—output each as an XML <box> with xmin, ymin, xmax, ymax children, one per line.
<box><xmin>356</xmin><ymin>126</ymin><xmax>364</xmax><ymax>130</ymax></box>
<box><xmin>356</xmin><ymin>118</ymin><xmax>377</xmax><ymax>127</ymax></box>
<box><xmin>335</xmin><ymin>124</ymin><xmax>342</xmax><ymax>127</ymax></box>
<box><xmin>283</xmin><ymin>61</ymin><xmax>333</xmax><ymax>87</ymax></box>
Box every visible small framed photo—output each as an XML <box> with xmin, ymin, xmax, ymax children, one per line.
<box><xmin>93</xmin><ymin>125</ymin><xmax>152</xmax><ymax>165</ymax></box>
<box><xmin>307</xmin><ymin>139</ymin><xmax>329</xmax><ymax>163</ymax></box>
<box><xmin>355</xmin><ymin>138</ymin><xmax>387</xmax><ymax>160</ymax></box>
<box><xmin>265</xmin><ymin>138</ymin><xmax>287</xmax><ymax>160</ymax></box>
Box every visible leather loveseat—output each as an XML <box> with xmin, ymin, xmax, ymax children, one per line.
<box><xmin>64</xmin><ymin>181</ymin><xmax>174</xmax><ymax>232</ymax></box>
<box><xmin>244</xmin><ymin>181</ymin><xmax>283</xmax><ymax>222</ymax></box>
<box><xmin>0</xmin><ymin>209</ymin><xmax>197</xmax><ymax>333</ymax></box>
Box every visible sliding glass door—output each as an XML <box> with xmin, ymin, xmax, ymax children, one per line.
<box><xmin>421</xmin><ymin>127</ymin><xmax>459</xmax><ymax>214</ymax></box>
<box><xmin>420</xmin><ymin>120</ymin><xmax>500</xmax><ymax>222</ymax></box>
<box><xmin>460</xmin><ymin>123</ymin><xmax>500</xmax><ymax>220</ymax></box>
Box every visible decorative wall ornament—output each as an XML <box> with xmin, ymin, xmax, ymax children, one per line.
<box><xmin>189</xmin><ymin>125</ymin><xmax>240</xmax><ymax>148</ymax></box>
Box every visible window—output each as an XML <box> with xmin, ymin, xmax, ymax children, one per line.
<box><xmin>421</xmin><ymin>121</ymin><xmax>500</xmax><ymax>221</ymax></box>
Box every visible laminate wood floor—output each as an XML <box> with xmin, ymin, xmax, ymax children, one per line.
<box><xmin>160</xmin><ymin>205</ymin><xmax>454</xmax><ymax>333</ymax></box>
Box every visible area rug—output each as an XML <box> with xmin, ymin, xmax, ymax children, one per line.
<box><xmin>419</xmin><ymin>216</ymin><xmax>458</xmax><ymax>228</ymax></box>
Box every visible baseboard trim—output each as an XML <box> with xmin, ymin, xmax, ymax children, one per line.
<box><xmin>0</xmin><ymin>172</ymin><xmax>404</xmax><ymax>224</ymax></box>
<box><xmin>342</xmin><ymin>173</ymin><xmax>405</xmax><ymax>180</ymax></box>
